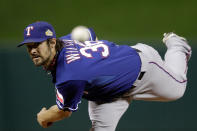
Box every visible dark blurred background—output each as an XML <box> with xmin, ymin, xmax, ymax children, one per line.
<box><xmin>0</xmin><ymin>0</ymin><xmax>196</xmax><ymax>131</ymax></box>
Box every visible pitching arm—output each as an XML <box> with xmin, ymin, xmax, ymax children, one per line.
<box><xmin>37</xmin><ymin>80</ymin><xmax>87</xmax><ymax>128</ymax></box>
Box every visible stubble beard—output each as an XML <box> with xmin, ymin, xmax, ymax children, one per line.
<box><xmin>32</xmin><ymin>55</ymin><xmax>51</xmax><ymax>67</ymax></box>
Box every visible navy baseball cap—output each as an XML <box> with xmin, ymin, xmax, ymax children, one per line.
<box><xmin>18</xmin><ymin>21</ymin><xmax>56</xmax><ymax>47</ymax></box>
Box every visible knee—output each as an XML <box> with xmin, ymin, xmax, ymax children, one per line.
<box><xmin>167</xmin><ymin>90</ymin><xmax>185</xmax><ymax>101</ymax></box>
<box><xmin>163</xmin><ymin>85</ymin><xmax>186</xmax><ymax>102</ymax></box>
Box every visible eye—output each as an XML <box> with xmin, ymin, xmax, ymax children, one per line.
<box><xmin>27</xmin><ymin>42</ymin><xmax>41</xmax><ymax>49</ymax></box>
<box><xmin>33</xmin><ymin>42</ymin><xmax>41</xmax><ymax>48</ymax></box>
<box><xmin>26</xmin><ymin>42</ymin><xmax>41</xmax><ymax>52</ymax></box>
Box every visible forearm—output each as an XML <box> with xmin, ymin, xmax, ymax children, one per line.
<box><xmin>37</xmin><ymin>105</ymin><xmax>72</xmax><ymax>124</ymax></box>
<box><xmin>48</xmin><ymin>105</ymin><xmax>72</xmax><ymax>122</ymax></box>
<box><xmin>46</xmin><ymin>105</ymin><xmax>72</xmax><ymax>122</ymax></box>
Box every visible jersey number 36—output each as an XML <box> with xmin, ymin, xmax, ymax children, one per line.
<box><xmin>80</xmin><ymin>41</ymin><xmax>109</xmax><ymax>58</ymax></box>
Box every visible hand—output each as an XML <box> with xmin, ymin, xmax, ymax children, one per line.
<box><xmin>37</xmin><ymin>107</ymin><xmax>53</xmax><ymax>128</ymax></box>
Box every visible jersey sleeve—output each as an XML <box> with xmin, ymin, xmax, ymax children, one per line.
<box><xmin>59</xmin><ymin>34</ymin><xmax>72</xmax><ymax>40</ymax></box>
<box><xmin>55</xmin><ymin>80</ymin><xmax>87</xmax><ymax>112</ymax></box>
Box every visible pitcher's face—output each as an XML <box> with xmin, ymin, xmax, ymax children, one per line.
<box><xmin>26</xmin><ymin>41</ymin><xmax>52</xmax><ymax>66</ymax></box>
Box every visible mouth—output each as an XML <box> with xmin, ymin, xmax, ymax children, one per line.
<box><xmin>31</xmin><ymin>55</ymin><xmax>42</xmax><ymax>66</ymax></box>
<box><xmin>32</xmin><ymin>55</ymin><xmax>41</xmax><ymax>60</ymax></box>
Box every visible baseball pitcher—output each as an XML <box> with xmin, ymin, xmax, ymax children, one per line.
<box><xmin>18</xmin><ymin>21</ymin><xmax>192</xmax><ymax>131</ymax></box>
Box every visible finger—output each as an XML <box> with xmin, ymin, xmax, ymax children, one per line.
<box><xmin>41</xmin><ymin>107</ymin><xmax>47</xmax><ymax>111</ymax></box>
<box><xmin>37</xmin><ymin>107</ymin><xmax>47</xmax><ymax>115</ymax></box>
<box><xmin>42</xmin><ymin>122</ymin><xmax>53</xmax><ymax>128</ymax></box>
<box><xmin>41</xmin><ymin>122</ymin><xmax>48</xmax><ymax>128</ymax></box>
<box><xmin>47</xmin><ymin>122</ymin><xmax>53</xmax><ymax>127</ymax></box>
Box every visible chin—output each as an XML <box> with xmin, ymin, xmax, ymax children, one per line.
<box><xmin>32</xmin><ymin>59</ymin><xmax>43</xmax><ymax>66</ymax></box>
<box><xmin>33</xmin><ymin>62</ymin><xmax>43</xmax><ymax>66</ymax></box>
<box><xmin>34</xmin><ymin>63</ymin><xmax>43</xmax><ymax>66</ymax></box>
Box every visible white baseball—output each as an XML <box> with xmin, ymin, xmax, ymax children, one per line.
<box><xmin>71</xmin><ymin>26</ymin><xmax>90</xmax><ymax>42</ymax></box>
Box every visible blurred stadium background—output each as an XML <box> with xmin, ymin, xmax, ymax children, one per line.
<box><xmin>0</xmin><ymin>0</ymin><xmax>196</xmax><ymax>131</ymax></box>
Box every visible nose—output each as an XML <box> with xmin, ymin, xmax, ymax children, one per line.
<box><xmin>30</xmin><ymin>48</ymin><xmax>37</xmax><ymax>55</ymax></box>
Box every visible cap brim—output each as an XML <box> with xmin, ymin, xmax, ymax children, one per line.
<box><xmin>17</xmin><ymin>38</ymin><xmax>48</xmax><ymax>47</ymax></box>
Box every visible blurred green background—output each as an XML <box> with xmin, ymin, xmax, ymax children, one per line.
<box><xmin>0</xmin><ymin>0</ymin><xmax>196</xmax><ymax>131</ymax></box>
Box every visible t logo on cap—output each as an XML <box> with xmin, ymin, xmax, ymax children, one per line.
<box><xmin>26</xmin><ymin>26</ymin><xmax>34</xmax><ymax>36</ymax></box>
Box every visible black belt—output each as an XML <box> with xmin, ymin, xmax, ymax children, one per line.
<box><xmin>133</xmin><ymin>48</ymin><xmax>141</xmax><ymax>53</ymax></box>
<box><xmin>137</xmin><ymin>71</ymin><xmax>145</xmax><ymax>80</ymax></box>
<box><xmin>133</xmin><ymin>48</ymin><xmax>145</xmax><ymax>80</ymax></box>
<box><xmin>131</xmin><ymin>71</ymin><xmax>145</xmax><ymax>89</ymax></box>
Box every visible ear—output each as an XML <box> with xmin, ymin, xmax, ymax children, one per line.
<box><xmin>49</xmin><ymin>38</ymin><xmax>56</xmax><ymax>49</ymax></box>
